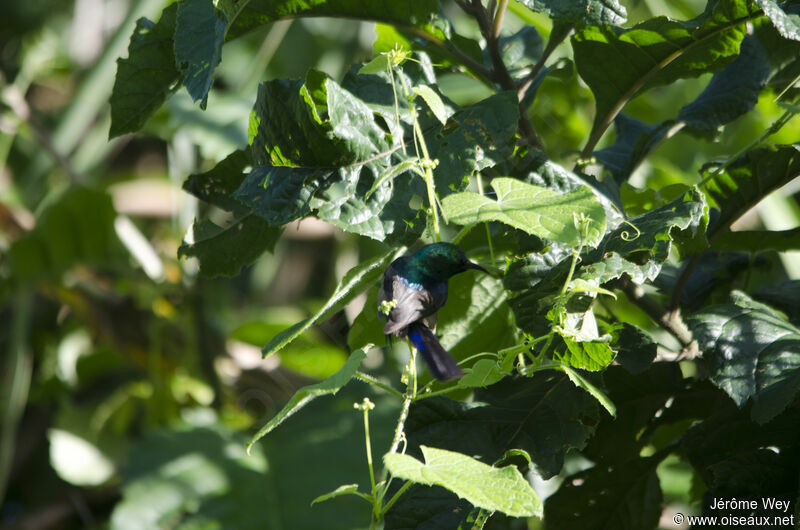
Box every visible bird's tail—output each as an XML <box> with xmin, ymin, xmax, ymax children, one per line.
<box><xmin>407</xmin><ymin>322</ymin><xmax>463</xmax><ymax>381</ymax></box>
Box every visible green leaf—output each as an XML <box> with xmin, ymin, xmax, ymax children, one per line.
<box><xmin>702</xmin><ymin>144</ymin><xmax>800</xmax><ymax>241</ymax></box>
<box><xmin>437</xmin><ymin>272</ymin><xmax>515</xmax><ymax>359</ymax></box>
<box><xmin>174</xmin><ymin>0</ymin><xmax>227</xmax><ymax>109</ymax></box>
<box><xmin>109</xmin><ymin>4</ymin><xmax>181</xmax><ymax>138</ymax></box>
<box><xmin>178</xmin><ymin>215</ymin><xmax>280</xmax><ymax>278</ymax></box>
<box><xmin>562</xmin><ymin>338</ymin><xmax>616</xmax><ymax>372</ymax></box>
<box><xmin>457</xmin><ymin>359</ymin><xmax>504</xmax><ymax>388</ymax></box>
<box><xmin>246</xmin><ymin>71</ymin><xmax>422</xmax><ymax>242</ymax></box>
<box><xmin>405</xmin><ymin>373</ymin><xmax>599</xmax><ymax>479</ymax></box>
<box><xmin>677</xmin><ymin>36</ymin><xmax>770</xmax><ymax>133</ymax></box>
<box><xmin>755</xmin><ymin>0</ymin><xmax>800</xmax><ymax>41</ymax></box>
<box><xmin>561</xmin><ymin>365</ymin><xmax>616</xmax><ymax>417</ymax></box>
<box><xmin>383</xmin><ymin>445</ymin><xmax>542</xmax><ymax>518</ymax></box>
<box><xmin>358</xmin><ymin>54</ymin><xmax>391</xmax><ymax>75</ymax></box>
<box><xmin>247</xmin><ymin>347</ymin><xmax>369</xmax><ymax>450</ymax></box>
<box><xmin>573</xmin><ymin>0</ymin><xmax>759</xmax><ymax>142</ymax></box>
<box><xmin>262</xmin><ymin>249</ymin><xmax>396</xmax><ymax>357</ymax></box>
<box><xmin>218</xmin><ymin>0</ymin><xmax>440</xmax><ymax>41</ymax></box>
<box><xmin>486</xmin><ymin>26</ymin><xmax>544</xmax><ymax>76</ymax></box>
<box><xmin>544</xmin><ymin>456</ymin><xmax>664</xmax><ymax>530</ymax></box>
<box><xmin>580</xmin><ymin>188</ymin><xmax>707</xmax><ymax>284</ymax></box>
<box><xmin>6</xmin><ymin>186</ymin><xmax>126</xmax><ymax>286</ymax></box>
<box><xmin>712</xmin><ymin>227</ymin><xmax>800</xmax><ymax>253</ymax></box>
<box><xmin>234</xmin><ymin>166</ymin><xmax>317</xmax><ymax>226</ymax></box>
<box><xmin>614</xmin><ymin>323</ymin><xmax>658</xmax><ymax>374</ymax></box>
<box><xmin>515</xmin><ymin>0</ymin><xmax>627</xmax><ymax>25</ymax></box>
<box><xmin>424</xmin><ymin>91</ymin><xmax>519</xmax><ymax>194</ymax></box>
<box><xmin>688</xmin><ymin>291</ymin><xmax>800</xmax><ymax>424</ymax></box>
<box><xmin>594</xmin><ymin>114</ymin><xmax>669</xmax><ymax>184</ymax></box>
<box><xmin>582</xmin><ymin>364</ymin><xmax>689</xmax><ymax>465</ymax></box>
<box><xmin>413</xmin><ymin>85</ymin><xmax>452</xmax><ymax>125</ymax></box>
<box><xmin>442</xmin><ymin>177</ymin><xmax>606</xmax><ymax>248</ymax></box>
<box><xmin>683</xmin><ymin>401</ymin><xmax>800</xmax><ymax>504</ymax></box>
<box><xmin>182</xmin><ymin>147</ymin><xmax>252</xmax><ymax>212</ymax></box>
<box><xmin>311</xmin><ymin>484</ymin><xmax>368</xmax><ymax>505</ymax></box>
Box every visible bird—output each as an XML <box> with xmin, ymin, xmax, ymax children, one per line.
<box><xmin>378</xmin><ymin>242</ymin><xmax>488</xmax><ymax>381</ymax></box>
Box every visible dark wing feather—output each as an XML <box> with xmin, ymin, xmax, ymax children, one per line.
<box><xmin>379</xmin><ymin>257</ymin><xmax>447</xmax><ymax>336</ymax></box>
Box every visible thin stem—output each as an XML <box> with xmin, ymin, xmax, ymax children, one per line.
<box><xmin>388</xmin><ymin>346</ymin><xmax>417</xmax><ymax>454</ymax></box>
<box><xmin>696</xmin><ymin>105</ymin><xmax>799</xmax><ymax>191</ymax></box>
<box><xmin>497</xmin><ymin>336</ymin><xmax>548</xmax><ymax>358</ymax></box>
<box><xmin>378</xmin><ymin>481</ymin><xmax>414</xmax><ymax>517</ymax></box>
<box><xmin>492</xmin><ymin>0</ymin><xmax>508</xmax><ymax>39</ymax></box>
<box><xmin>397</xmin><ymin>69</ymin><xmax>441</xmax><ymax>241</ymax></box>
<box><xmin>355</xmin><ymin>372</ymin><xmax>404</xmax><ymax>399</ymax></box>
<box><xmin>578</xmin><ymin>12</ymin><xmax>763</xmax><ymax>160</ymax></box>
<box><xmin>476</xmin><ymin>173</ymin><xmax>495</xmax><ymax>264</ymax></box>
<box><xmin>619</xmin><ymin>276</ymin><xmax>693</xmax><ymax>348</ymax></box>
<box><xmin>517</xmin><ymin>22</ymin><xmax>573</xmax><ymax>102</ymax></box>
<box><xmin>387</xmin><ymin>64</ymin><xmax>407</xmax><ymax>156</ymax></box>
<box><xmin>413</xmin><ymin>385</ymin><xmax>463</xmax><ymax>401</ymax></box>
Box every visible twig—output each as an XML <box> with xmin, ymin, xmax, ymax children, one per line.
<box><xmin>618</xmin><ymin>276</ymin><xmax>694</xmax><ymax>349</ymax></box>
<box><xmin>516</xmin><ymin>22</ymin><xmax>573</xmax><ymax>101</ymax></box>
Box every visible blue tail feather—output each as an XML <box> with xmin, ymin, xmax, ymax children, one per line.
<box><xmin>407</xmin><ymin>322</ymin><xmax>463</xmax><ymax>381</ymax></box>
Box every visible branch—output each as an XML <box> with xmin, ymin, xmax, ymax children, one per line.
<box><xmin>617</xmin><ymin>276</ymin><xmax>695</xmax><ymax>351</ymax></box>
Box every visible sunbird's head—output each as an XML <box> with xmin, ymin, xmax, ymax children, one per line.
<box><xmin>408</xmin><ymin>242</ymin><xmax>488</xmax><ymax>282</ymax></box>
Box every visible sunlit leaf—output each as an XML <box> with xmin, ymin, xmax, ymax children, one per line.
<box><xmin>383</xmin><ymin>445</ymin><xmax>542</xmax><ymax>517</ymax></box>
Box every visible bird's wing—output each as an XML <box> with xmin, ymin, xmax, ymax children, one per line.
<box><xmin>383</xmin><ymin>276</ymin><xmax>446</xmax><ymax>335</ymax></box>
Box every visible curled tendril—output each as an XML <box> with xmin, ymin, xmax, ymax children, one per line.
<box><xmin>619</xmin><ymin>219</ymin><xmax>641</xmax><ymax>241</ymax></box>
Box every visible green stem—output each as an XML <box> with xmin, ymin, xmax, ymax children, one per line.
<box><xmin>397</xmin><ymin>68</ymin><xmax>441</xmax><ymax>241</ymax></box>
<box><xmin>379</xmin><ymin>480</ymin><xmax>414</xmax><ymax>517</ymax></box>
<box><xmin>362</xmin><ymin>407</ymin><xmax>376</xmax><ymax>507</ymax></box>
<box><xmin>355</xmin><ymin>372</ymin><xmax>404</xmax><ymax>399</ymax></box>
<box><xmin>476</xmin><ymin>173</ymin><xmax>495</xmax><ymax>264</ymax></box>
<box><xmin>0</xmin><ymin>292</ymin><xmax>32</xmax><ymax>507</ymax></box>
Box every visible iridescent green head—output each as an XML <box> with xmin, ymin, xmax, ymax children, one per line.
<box><xmin>405</xmin><ymin>242</ymin><xmax>487</xmax><ymax>283</ymax></box>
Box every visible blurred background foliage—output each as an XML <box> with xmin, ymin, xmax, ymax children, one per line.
<box><xmin>0</xmin><ymin>0</ymin><xmax>798</xmax><ymax>528</ymax></box>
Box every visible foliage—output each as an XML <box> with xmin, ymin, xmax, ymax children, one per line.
<box><xmin>3</xmin><ymin>0</ymin><xmax>800</xmax><ymax>529</ymax></box>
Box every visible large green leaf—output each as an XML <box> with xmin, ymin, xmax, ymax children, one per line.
<box><xmin>242</xmin><ymin>72</ymin><xmax>517</xmax><ymax>243</ymax></box>
<box><xmin>218</xmin><ymin>0</ymin><xmax>440</xmax><ymax>41</ymax></box>
<box><xmin>543</xmin><ymin>456</ymin><xmax>664</xmax><ymax>530</ymax></box>
<box><xmin>582</xmin><ymin>364</ymin><xmax>685</xmax><ymax>464</ymax></box>
<box><xmin>507</xmin><ymin>190</ymin><xmax>707</xmax><ymax>336</ymax></box>
<box><xmin>688</xmin><ymin>291</ymin><xmax>800</xmax><ymax>424</ymax></box>
<box><xmin>174</xmin><ymin>0</ymin><xmax>227</xmax><ymax>109</ymax></box>
<box><xmin>711</xmin><ymin>227</ymin><xmax>800</xmax><ymax>253</ymax></box>
<box><xmin>234</xmin><ymin>166</ymin><xmax>317</xmax><ymax>226</ymax></box>
<box><xmin>178</xmin><ymin>215</ymin><xmax>281</xmax><ymax>278</ymax></box>
<box><xmin>247</xmin><ymin>347</ymin><xmax>368</xmax><ymax>450</ymax></box>
<box><xmin>702</xmin><ymin>144</ymin><xmax>800</xmax><ymax>241</ymax></box>
<box><xmin>6</xmin><ymin>186</ymin><xmax>126</xmax><ymax>286</ymax></box>
<box><xmin>404</xmin><ymin>373</ymin><xmax>599</xmax><ymax>480</ymax></box>
<box><xmin>573</xmin><ymin>0</ymin><xmax>760</xmax><ymax>143</ymax></box>
<box><xmin>262</xmin><ymin>249</ymin><xmax>396</xmax><ymax>357</ymax></box>
<box><xmin>580</xmin><ymin>188</ymin><xmax>708</xmax><ymax>284</ymax></box>
<box><xmin>442</xmin><ymin>178</ymin><xmax>606</xmax><ymax>248</ymax></box>
<box><xmin>109</xmin><ymin>4</ymin><xmax>181</xmax><ymax>138</ymax></box>
<box><xmin>677</xmin><ymin>35</ymin><xmax>770</xmax><ymax>133</ymax></box>
<box><xmin>515</xmin><ymin>0</ymin><xmax>626</xmax><ymax>25</ymax></box>
<box><xmin>683</xmin><ymin>401</ymin><xmax>800</xmax><ymax>506</ymax></box>
<box><xmin>594</xmin><ymin>114</ymin><xmax>667</xmax><ymax>184</ymax></box>
<box><xmin>437</xmin><ymin>272</ymin><xmax>515</xmax><ymax>358</ymax></box>
<box><xmin>383</xmin><ymin>446</ymin><xmax>542</xmax><ymax>518</ymax></box>
<box><xmin>425</xmin><ymin>92</ymin><xmax>519</xmax><ymax>194</ymax></box>
<box><xmin>181</xmin><ymin>147</ymin><xmax>252</xmax><ymax>212</ymax></box>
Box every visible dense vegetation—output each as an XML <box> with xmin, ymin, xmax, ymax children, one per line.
<box><xmin>2</xmin><ymin>0</ymin><xmax>800</xmax><ymax>528</ymax></box>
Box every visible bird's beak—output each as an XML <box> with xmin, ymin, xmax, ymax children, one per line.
<box><xmin>466</xmin><ymin>261</ymin><xmax>490</xmax><ymax>275</ymax></box>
